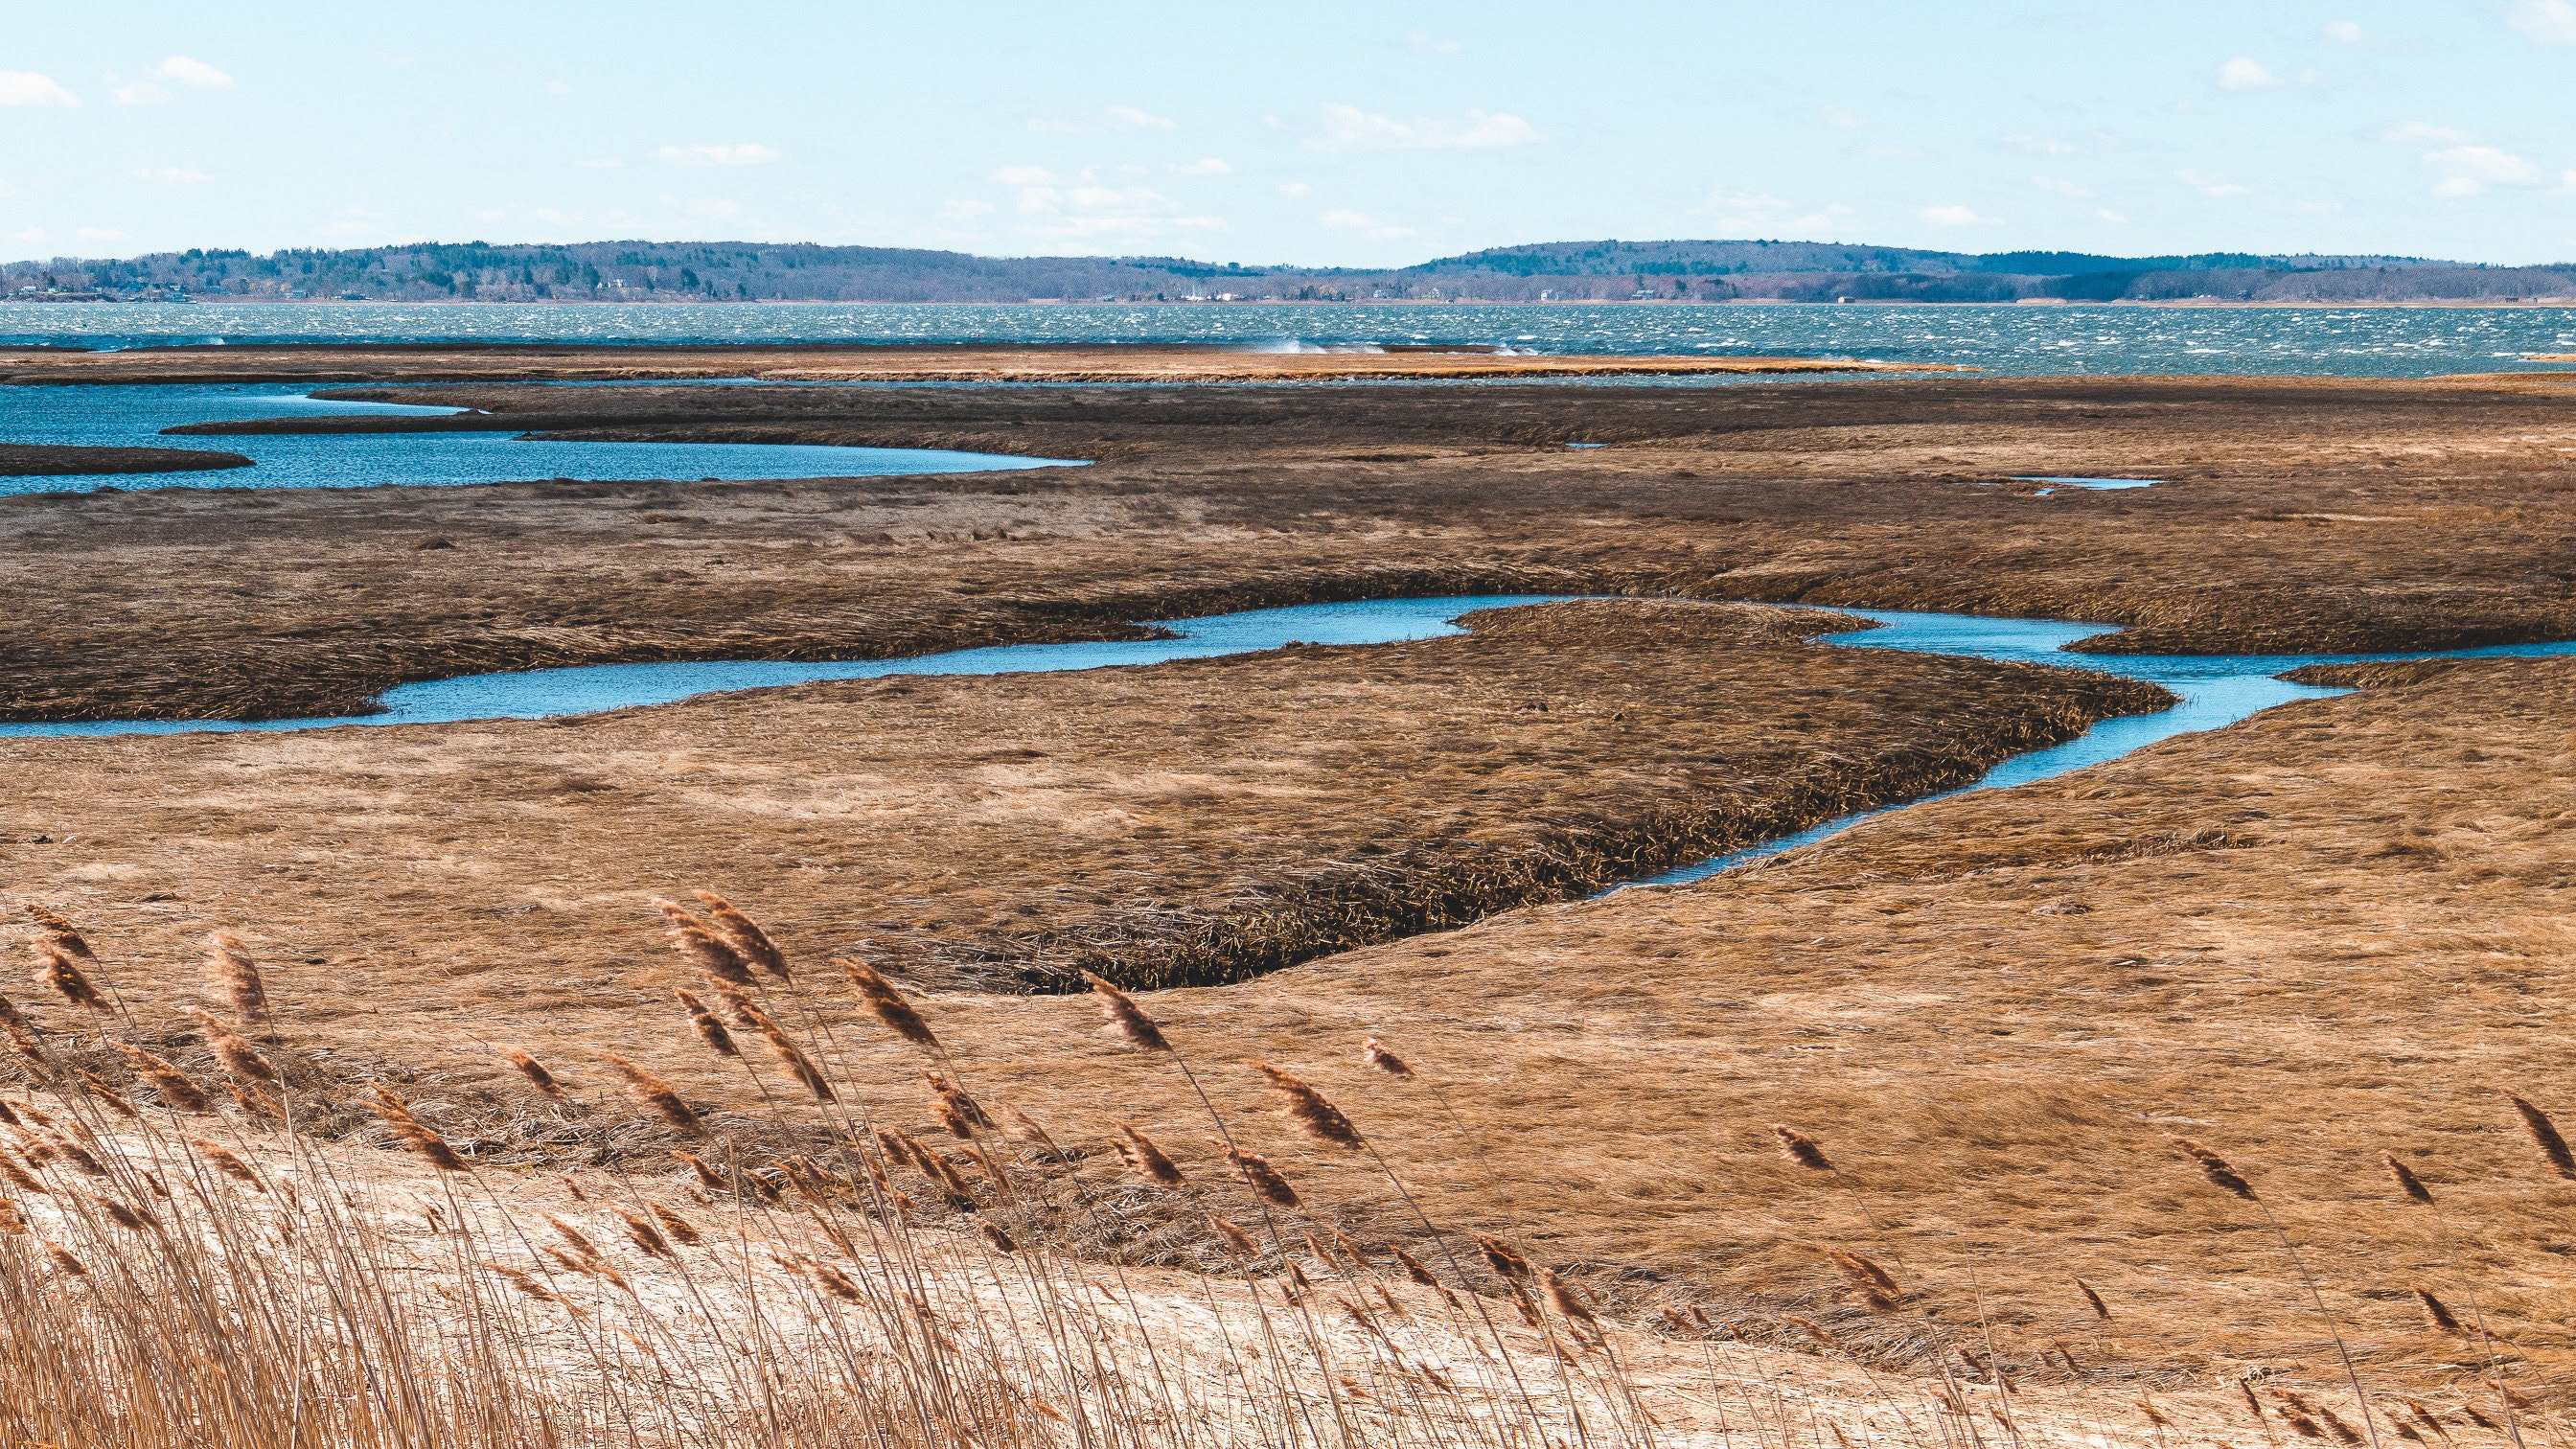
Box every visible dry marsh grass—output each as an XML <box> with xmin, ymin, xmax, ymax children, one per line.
<box><xmin>7</xmin><ymin>364</ymin><xmax>2576</xmax><ymax>722</ymax></box>
<box><xmin>0</xmin><ymin>600</ymin><xmax>2159</xmax><ymax>1019</ymax></box>
<box><xmin>0</xmin><ymin>887</ymin><xmax>2526</xmax><ymax>1448</ymax></box>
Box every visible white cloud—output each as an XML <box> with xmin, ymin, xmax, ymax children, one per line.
<box><xmin>1700</xmin><ymin>191</ymin><xmax>1853</xmax><ymax>235</ymax></box>
<box><xmin>2382</xmin><ymin>121</ymin><xmax>2470</xmax><ymax>144</ymax></box>
<box><xmin>0</xmin><ymin>71</ymin><xmax>78</xmax><ymax>106</ymax></box>
<box><xmin>114</xmin><ymin>82</ymin><xmax>166</xmax><ymax>104</ymax></box>
<box><xmin>1276</xmin><ymin>181</ymin><xmax>1313</xmax><ymax>197</ymax></box>
<box><xmin>2176</xmin><ymin>168</ymin><xmax>2252</xmax><ymax>197</ymax></box>
<box><xmin>655</xmin><ymin>143</ymin><xmax>782</xmax><ymax>166</ymax></box>
<box><xmin>2032</xmin><ymin>175</ymin><xmax>2096</xmax><ymax>199</ymax></box>
<box><xmin>1006</xmin><ymin>179</ymin><xmax>1225</xmax><ymax>242</ymax></box>
<box><xmin>2322</xmin><ymin>19</ymin><xmax>2381</xmax><ymax>46</ymax></box>
<box><xmin>1169</xmin><ymin>156</ymin><xmax>1230</xmax><ymax>175</ymax></box>
<box><xmin>1407</xmin><ymin>33</ymin><xmax>1462</xmax><ymax>55</ymax></box>
<box><xmin>1919</xmin><ymin>204</ymin><xmax>1995</xmax><ymax>226</ymax></box>
<box><xmin>2218</xmin><ymin>57</ymin><xmax>2281</xmax><ymax>90</ymax></box>
<box><xmin>8</xmin><ymin>227</ymin><xmax>45</xmax><ymax>244</ymax></box>
<box><xmin>2508</xmin><ymin>0</ymin><xmax>2576</xmax><ymax>44</ymax></box>
<box><xmin>1104</xmin><ymin>104</ymin><xmax>1176</xmax><ymax>131</ymax></box>
<box><xmin>1312</xmin><ymin>104</ymin><xmax>1542</xmax><ymax>151</ymax></box>
<box><xmin>2006</xmin><ymin>133</ymin><xmax>2076</xmax><ymax>156</ymax></box>
<box><xmin>2096</xmin><ymin>208</ymin><xmax>2130</xmax><ymax>224</ymax></box>
<box><xmin>156</xmin><ymin>57</ymin><xmax>232</xmax><ymax>88</ymax></box>
<box><xmin>1819</xmin><ymin>106</ymin><xmax>1865</xmax><ymax>130</ymax></box>
<box><xmin>990</xmin><ymin>164</ymin><xmax>1056</xmax><ymax>186</ymax></box>
<box><xmin>2425</xmin><ymin>144</ymin><xmax>2540</xmax><ymax>196</ymax></box>
<box><xmin>1320</xmin><ymin>208</ymin><xmax>1416</xmax><ymax>240</ymax></box>
<box><xmin>135</xmin><ymin>166</ymin><xmax>212</xmax><ymax>184</ymax></box>
<box><xmin>938</xmin><ymin>198</ymin><xmax>995</xmax><ymax>220</ymax></box>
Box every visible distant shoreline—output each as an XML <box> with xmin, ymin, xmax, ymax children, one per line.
<box><xmin>8</xmin><ymin>295</ymin><xmax>2576</xmax><ymax>310</ymax></box>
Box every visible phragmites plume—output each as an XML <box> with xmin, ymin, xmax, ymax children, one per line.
<box><xmin>79</xmin><ymin>1072</ymin><xmax>139</xmax><ymax>1118</ymax></box>
<box><xmin>189</xmin><ymin>1010</ymin><xmax>278</xmax><ymax>1083</ymax></box>
<box><xmin>691</xmin><ymin>890</ymin><xmax>790</xmax><ymax>982</ymax></box>
<box><xmin>189</xmin><ymin>1137</ymin><xmax>264</xmax><ymax>1190</ymax></box>
<box><xmin>1361</xmin><ymin>1037</ymin><xmax>1414</xmax><ymax>1079</ymax></box>
<box><xmin>1081</xmin><ymin>971</ymin><xmax>1171</xmax><ymax>1053</ymax></box>
<box><xmin>114</xmin><ymin>1044</ymin><xmax>212</xmax><ymax>1114</ymax></box>
<box><xmin>1539</xmin><ymin>1266</ymin><xmax>1602</xmax><ymax>1341</ymax></box>
<box><xmin>2075</xmin><ymin>1276</ymin><xmax>2111</xmax><ymax>1319</ymax></box>
<box><xmin>1475</xmin><ymin>1234</ymin><xmax>1534</xmax><ymax>1281</ymax></box>
<box><xmin>2505</xmin><ymin>1094</ymin><xmax>2576</xmax><ymax>1180</ymax></box>
<box><xmin>20</xmin><ymin>903</ymin><xmax>92</xmax><ymax>960</ymax></box>
<box><xmin>976</xmin><ymin>1217</ymin><xmax>1017</xmax><ymax>1254</ymax></box>
<box><xmin>673</xmin><ymin>988</ymin><xmax>740</xmax><ymax>1058</ymax></box>
<box><xmin>1253</xmin><ymin>1063</ymin><xmax>1363</xmax><ymax>1149</ymax></box>
<box><xmin>2413</xmin><ymin>1286</ymin><xmax>2463</xmax><ymax>1334</ymax></box>
<box><xmin>2172</xmin><ymin>1136</ymin><xmax>2259</xmax><ymax>1201</ymax></box>
<box><xmin>1821</xmin><ymin>1246</ymin><xmax>1900</xmax><ymax>1312</ymax></box>
<box><xmin>742</xmin><ymin>1001</ymin><xmax>834</xmax><ymax>1102</ymax></box>
<box><xmin>202</xmin><ymin>932</ymin><xmax>267</xmax><ymax>1025</ymax></box>
<box><xmin>2381</xmin><ymin>1151</ymin><xmax>2434</xmax><ymax>1206</ymax></box>
<box><xmin>1215</xmin><ymin>1140</ymin><xmax>1300</xmax><ymax>1208</ymax></box>
<box><xmin>650</xmin><ymin>1201</ymin><xmax>703</xmax><ymax>1247</ymax></box>
<box><xmin>35</xmin><ymin>943</ymin><xmax>110</xmax><ymax>1013</ymax></box>
<box><xmin>1208</xmin><ymin>1215</ymin><xmax>1258</xmax><ymax>1257</ymax></box>
<box><xmin>652</xmin><ymin>899</ymin><xmax>751</xmax><ymax>986</ymax></box>
<box><xmin>1114</xmin><ymin>1122</ymin><xmax>1185</xmax><ymax>1186</ymax></box>
<box><xmin>836</xmin><ymin>956</ymin><xmax>940</xmax><ymax>1051</ymax></box>
<box><xmin>1389</xmin><ymin>1244</ymin><xmax>1442</xmax><ymax>1289</ymax></box>
<box><xmin>615</xmin><ymin>1207</ymin><xmax>677</xmax><ymax>1260</ymax></box>
<box><xmin>371</xmin><ymin>1088</ymin><xmax>470</xmax><ymax>1172</ymax></box>
<box><xmin>503</xmin><ymin>1048</ymin><xmax>568</xmax><ymax>1099</ymax></box>
<box><xmin>1772</xmin><ymin>1124</ymin><xmax>1832</xmax><ymax>1171</ymax></box>
<box><xmin>604</xmin><ymin>1054</ymin><xmax>703</xmax><ymax>1136</ymax></box>
<box><xmin>0</xmin><ymin>996</ymin><xmax>43</xmax><ymax>1062</ymax></box>
<box><xmin>924</xmin><ymin>1072</ymin><xmax>989</xmax><ymax>1138</ymax></box>
<box><xmin>1005</xmin><ymin>1107</ymin><xmax>1069</xmax><ymax>1162</ymax></box>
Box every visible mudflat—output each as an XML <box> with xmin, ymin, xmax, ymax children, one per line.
<box><xmin>0</xmin><ymin>442</ymin><xmax>251</xmax><ymax>475</ymax></box>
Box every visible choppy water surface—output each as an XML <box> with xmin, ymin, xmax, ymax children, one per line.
<box><xmin>11</xmin><ymin>595</ymin><xmax>2573</xmax><ymax>893</ymax></box>
<box><xmin>0</xmin><ymin>381</ymin><xmax>1079</xmax><ymax>494</ymax></box>
<box><xmin>7</xmin><ymin>301</ymin><xmax>2576</xmax><ymax>378</ymax></box>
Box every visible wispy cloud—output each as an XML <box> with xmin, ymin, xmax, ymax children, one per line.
<box><xmin>1311</xmin><ymin>104</ymin><xmax>1541</xmax><ymax>151</ymax></box>
<box><xmin>115</xmin><ymin>56</ymin><xmax>233</xmax><ymax>104</ymax></box>
<box><xmin>2508</xmin><ymin>0</ymin><xmax>2576</xmax><ymax>44</ymax></box>
<box><xmin>1919</xmin><ymin>204</ymin><xmax>1995</xmax><ymax>226</ymax></box>
<box><xmin>1320</xmin><ymin>208</ymin><xmax>1415</xmax><ymax>240</ymax></box>
<box><xmin>1819</xmin><ymin>106</ymin><xmax>1865</xmax><ymax>130</ymax></box>
<box><xmin>2322</xmin><ymin>19</ymin><xmax>2383</xmax><ymax>47</ymax></box>
<box><xmin>1104</xmin><ymin>104</ymin><xmax>1176</xmax><ymax>131</ymax></box>
<box><xmin>990</xmin><ymin>164</ymin><xmax>1056</xmax><ymax>186</ymax></box>
<box><xmin>1276</xmin><ymin>181</ymin><xmax>1313</xmax><ymax>197</ymax></box>
<box><xmin>2176</xmin><ymin>168</ymin><xmax>2253</xmax><ymax>197</ymax></box>
<box><xmin>2217</xmin><ymin>57</ymin><xmax>2281</xmax><ymax>90</ymax></box>
<box><xmin>2381</xmin><ymin>123</ymin><xmax>2546</xmax><ymax>196</ymax></box>
<box><xmin>135</xmin><ymin>166</ymin><xmax>213</xmax><ymax>184</ymax></box>
<box><xmin>1407</xmin><ymin>33</ymin><xmax>1462</xmax><ymax>55</ymax></box>
<box><xmin>1701</xmin><ymin>191</ymin><xmax>1853</xmax><ymax>235</ymax></box>
<box><xmin>2425</xmin><ymin>144</ymin><xmax>2540</xmax><ymax>196</ymax></box>
<box><xmin>1169</xmin><ymin>156</ymin><xmax>1230</xmax><ymax>175</ymax></box>
<box><xmin>655</xmin><ymin>143</ymin><xmax>782</xmax><ymax>166</ymax></box>
<box><xmin>0</xmin><ymin>71</ymin><xmax>79</xmax><ymax>106</ymax></box>
<box><xmin>1004</xmin><ymin>177</ymin><xmax>1225</xmax><ymax>242</ymax></box>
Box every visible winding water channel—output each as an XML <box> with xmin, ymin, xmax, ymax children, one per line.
<box><xmin>9</xmin><ymin>595</ymin><xmax>2571</xmax><ymax>886</ymax></box>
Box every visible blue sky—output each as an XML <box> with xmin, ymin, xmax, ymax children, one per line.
<box><xmin>4</xmin><ymin>1</ymin><xmax>2575</xmax><ymax>266</ymax></box>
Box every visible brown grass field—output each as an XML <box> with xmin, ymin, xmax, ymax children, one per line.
<box><xmin>4</xmin><ymin>344</ymin><xmax>2575</xmax><ymax>1442</ymax></box>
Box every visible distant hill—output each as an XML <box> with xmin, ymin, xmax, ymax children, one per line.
<box><xmin>7</xmin><ymin>238</ymin><xmax>2573</xmax><ymax>305</ymax></box>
